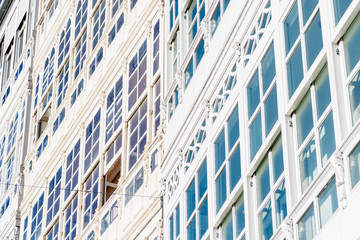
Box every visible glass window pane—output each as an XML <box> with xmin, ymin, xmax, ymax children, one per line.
<box><xmin>187</xmin><ymin>216</ymin><xmax>196</xmax><ymax>240</ymax></box>
<box><xmin>229</xmin><ymin>146</ymin><xmax>241</xmax><ymax>191</ymax></box>
<box><xmin>199</xmin><ymin>197</ymin><xmax>208</xmax><ymax>238</ymax></box>
<box><xmin>319</xmin><ymin>112</ymin><xmax>336</xmax><ymax>165</ymax></box>
<box><xmin>296</xmin><ymin>91</ymin><xmax>313</xmax><ymax>146</ymax></box>
<box><xmin>349</xmin><ymin>70</ymin><xmax>360</xmax><ymax>124</ymax></box>
<box><xmin>257</xmin><ymin>159</ymin><xmax>270</xmax><ymax>206</ymax></box>
<box><xmin>302</xmin><ymin>0</ymin><xmax>318</xmax><ymax>24</ymax></box>
<box><xmin>176</xmin><ymin>205</ymin><xmax>180</xmax><ymax>238</ymax></box>
<box><xmin>275</xmin><ymin>180</ymin><xmax>287</xmax><ymax>228</ymax></box>
<box><xmin>198</xmin><ymin>160</ymin><xmax>207</xmax><ymax>200</ymax></box>
<box><xmin>222</xmin><ymin>210</ymin><xmax>233</xmax><ymax>240</ymax></box>
<box><xmin>298</xmin><ymin>205</ymin><xmax>316</xmax><ymax>240</ymax></box>
<box><xmin>247</xmin><ymin>71</ymin><xmax>260</xmax><ymax>118</ymax></box>
<box><xmin>299</xmin><ymin>138</ymin><xmax>317</xmax><ymax>192</ymax></box>
<box><xmin>216</xmin><ymin>168</ymin><xmax>227</xmax><ymax>212</ymax></box>
<box><xmin>287</xmin><ymin>44</ymin><xmax>304</xmax><ymax>97</ymax></box>
<box><xmin>343</xmin><ymin>13</ymin><xmax>360</xmax><ymax>75</ymax></box>
<box><xmin>284</xmin><ymin>3</ymin><xmax>300</xmax><ymax>53</ymax></box>
<box><xmin>318</xmin><ymin>177</ymin><xmax>338</xmax><ymax>228</ymax></box>
<box><xmin>195</xmin><ymin>40</ymin><xmax>204</xmax><ymax>67</ymax></box>
<box><xmin>333</xmin><ymin>0</ymin><xmax>353</xmax><ymax>24</ymax></box>
<box><xmin>349</xmin><ymin>143</ymin><xmax>360</xmax><ymax>188</ymax></box>
<box><xmin>262</xmin><ymin>43</ymin><xmax>276</xmax><ymax>93</ymax></box>
<box><xmin>215</xmin><ymin>129</ymin><xmax>226</xmax><ymax>173</ymax></box>
<box><xmin>187</xmin><ymin>179</ymin><xmax>195</xmax><ymax>219</ymax></box>
<box><xmin>264</xmin><ymin>86</ymin><xmax>278</xmax><ymax>136</ymax></box>
<box><xmin>305</xmin><ymin>12</ymin><xmax>322</xmax><ymax>69</ymax></box>
<box><xmin>236</xmin><ymin>196</ymin><xmax>245</xmax><ymax>237</ymax></box>
<box><xmin>227</xmin><ymin>107</ymin><xmax>239</xmax><ymax>151</ymax></box>
<box><xmin>258</xmin><ymin>201</ymin><xmax>273</xmax><ymax>240</ymax></box>
<box><xmin>211</xmin><ymin>4</ymin><xmax>221</xmax><ymax>35</ymax></box>
<box><xmin>250</xmin><ymin>112</ymin><xmax>262</xmax><ymax>160</ymax></box>
<box><xmin>315</xmin><ymin>66</ymin><xmax>331</xmax><ymax>118</ymax></box>
<box><xmin>272</xmin><ymin>137</ymin><xmax>284</xmax><ymax>183</ymax></box>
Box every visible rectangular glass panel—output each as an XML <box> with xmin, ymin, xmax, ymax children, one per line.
<box><xmin>199</xmin><ymin>197</ymin><xmax>208</xmax><ymax>238</ymax></box>
<box><xmin>301</xmin><ymin>0</ymin><xmax>318</xmax><ymax>24</ymax></box>
<box><xmin>264</xmin><ymin>86</ymin><xmax>278</xmax><ymax>136</ymax></box>
<box><xmin>272</xmin><ymin>137</ymin><xmax>284</xmax><ymax>183</ymax></box>
<box><xmin>229</xmin><ymin>146</ymin><xmax>241</xmax><ymax>191</ymax></box>
<box><xmin>198</xmin><ymin>160</ymin><xmax>207</xmax><ymax>200</ymax></box>
<box><xmin>298</xmin><ymin>205</ymin><xmax>316</xmax><ymax>240</ymax></box>
<box><xmin>257</xmin><ymin>158</ymin><xmax>270</xmax><ymax>206</ymax></box>
<box><xmin>262</xmin><ymin>43</ymin><xmax>276</xmax><ymax>93</ymax></box>
<box><xmin>315</xmin><ymin>65</ymin><xmax>331</xmax><ymax>118</ymax></box>
<box><xmin>284</xmin><ymin>3</ymin><xmax>300</xmax><ymax>53</ymax></box>
<box><xmin>350</xmin><ymin>143</ymin><xmax>360</xmax><ymax>188</ymax></box>
<box><xmin>305</xmin><ymin>12</ymin><xmax>322</xmax><ymax>69</ymax></box>
<box><xmin>318</xmin><ymin>177</ymin><xmax>338</xmax><ymax>228</ymax></box>
<box><xmin>349</xmin><ymin>70</ymin><xmax>360</xmax><ymax>124</ymax></box>
<box><xmin>236</xmin><ymin>196</ymin><xmax>245</xmax><ymax>237</ymax></box>
<box><xmin>250</xmin><ymin>112</ymin><xmax>262</xmax><ymax>160</ymax></box>
<box><xmin>287</xmin><ymin>44</ymin><xmax>304</xmax><ymax>97</ymax></box>
<box><xmin>333</xmin><ymin>0</ymin><xmax>353</xmax><ymax>24</ymax></box>
<box><xmin>215</xmin><ymin>129</ymin><xmax>226</xmax><ymax>172</ymax></box>
<box><xmin>227</xmin><ymin>107</ymin><xmax>239</xmax><ymax>151</ymax></box>
<box><xmin>296</xmin><ymin>91</ymin><xmax>313</xmax><ymax>146</ymax></box>
<box><xmin>343</xmin><ymin>13</ymin><xmax>360</xmax><ymax>75</ymax></box>
<box><xmin>319</xmin><ymin>112</ymin><xmax>336</xmax><ymax>165</ymax></box>
<box><xmin>187</xmin><ymin>179</ymin><xmax>195</xmax><ymax>219</ymax></box>
<box><xmin>275</xmin><ymin>180</ymin><xmax>287</xmax><ymax>228</ymax></box>
<box><xmin>299</xmin><ymin>138</ymin><xmax>317</xmax><ymax>192</ymax></box>
<box><xmin>247</xmin><ymin>71</ymin><xmax>260</xmax><ymax>118</ymax></box>
<box><xmin>222</xmin><ymin>210</ymin><xmax>233</xmax><ymax>240</ymax></box>
<box><xmin>258</xmin><ymin>201</ymin><xmax>273</xmax><ymax>240</ymax></box>
<box><xmin>216</xmin><ymin>168</ymin><xmax>227</xmax><ymax>212</ymax></box>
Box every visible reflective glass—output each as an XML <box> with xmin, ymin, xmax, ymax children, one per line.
<box><xmin>319</xmin><ymin>112</ymin><xmax>336</xmax><ymax>165</ymax></box>
<box><xmin>333</xmin><ymin>0</ymin><xmax>353</xmax><ymax>24</ymax></box>
<box><xmin>275</xmin><ymin>180</ymin><xmax>287</xmax><ymax>228</ymax></box>
<box><xmin>349</xmin><ymin>143</ymin><xmax>360</xmax><ymax>188</ymax></box>
<box><xmin>216</xmin><ymin>168</ymin><xmax>227</xmax><ymax>212</ymax></box>
<box><xmin>259</xmin><ymin>201</ymin><xmax>273</xmax><ymax>240</ymax></box>
<box><xmin>318</xmin><ymin>177</ymin><xmax>338</xmax><ymax>228</ymax></box>
<box><xmin>284</xmin><ymin>4</ymin><xmax>300</xmax><ymax>53</ymax></box>
<box><xmin>305</xmin><ymin>12</ymin><xmax>322</xmax><ymax>69</ymax></box>
<box><xmin>296</xmin><ymin>92</ymin><xmax>313</xmax><ymax>145</ymax></box>
<box><xmin>287</xmin><ymin>44</ymin><xmax>304</xmax><ymax>97</ymax></box>
<box><xmin>257</xmin><ymin>159</ymin><xmax>270</xmax><ymax>205</ymax></box>
<box><xmin>315</xmin><ymin>66</ymin><xmax>331</xmax><ymax>118</ymax></box>
<box><xmin>211</xmin><ymin>4</ymin><xmax>221</xmax><ymax>35</ymax></box>
<box><xmin>222</xmin><ymin>210</ymin><xmax>233</xmax><ymax>240</ymax></box>
<box><xmin>215</xmin><ymin>129</ymin><xmax>226</xmax><ymax>172</ymax></box>
<box><xmin>272</xmin><ymin>137</ymin><xmax>284</xmax><ymax>183</ymax></box>
<box><xmin>247</xmin><ymin>71</ymin><xmax>260</xmax><ymax>118</ymax></box>
<box><xmin>169</xmin><ymin>214</ymin><xmax>174</xmax><ymax>240</ymax></box>
<box><xmin>228</xmin><ymin>107</ymin><xmax>239</xmax><ymax>151</ymax></box>
<box><xmin>187</xmin><ymin>217</ymin><xmax>196</xmax><ymax>240</ymax></box>
<box><xmin>195</xmin><ymin>40</ymin><xmax>204</xmax><ymax>67</ymax></box>
<box><xmin>300</xmin><ymin>138</ymin><xmax>317</xmax><ymax>192</ymax></box>
<box><xmin>343</xmin><ymin>13</ymin><xmax>360</xmax><ymax>75</ymax></box>
<box><xmin>187</xmin><ymin>179</ymin><xmax>195</xmax><ymax>219</ymax></box>
<box><xmin>229</xmin><ymin>146</ymin><xmax>241</xmax><ymax>191</ymax></box>
<box><xmin>264</xmin><ymin>86</ymin><xmax>278</xmax><ymax>136</ymax></box>
<box><xmin>262</xmin><ymin>43</ymin><xmax>276</xmax><ymax>93</ymax></box>
<box><xmin>349</xmin><ymin>71</ymin><xmax>360</xmax><ymax>124</ymax></box>
<box><xmin>236</xmin><ymin>196</ymin><xmax>245</xmax><ymax>237</ymax></box>
<box><xmin>250</xmin><ymin>113</ymin><xmax>262</xmax><ymax>160</ymax></box>
<box><xmin>298</xmin><ymin>205</ymin><xmax>316</xmax><ymax>240</ymax></box>
<box><xmin>302</xmin><ymin>0</ymin><xmax>318</xmax><ymax>24</ymax></box>
<box><xmin>198</xmin><ymin>160</ymin><xmax>207</xmax><ymax>200</ymax></box>
<box><xmin>199</xmin><ymin>198</ymin><xmax>208</xmax><ymax>238</ymax></box>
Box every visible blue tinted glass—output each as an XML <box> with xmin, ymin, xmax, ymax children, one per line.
<box><xmin>318</xmin><ymin>177</ymin><xmax>338</xmax><ymax>228</ymax></box>
<box><xmin>348</xmin><ymin>71</ymin><xmax>360</xmax><ymax>124</ymax></box>
<box><xmin>298</xmin><ymin>205</ymin><xmax>316</xmax><ymax>240</ymax></box>
<box><xmin>259</xmin><ymin>201</ymin><xmax>273</xmax><ymax>240</ymax></box>
<box><xmin>300</xmin><ymin>138</ymin><xmax>317</xmax><ymax>192</ymax></box>
<box><xmin>315</xmin><ymin>66</ymin><xmax>331</xmax><ymax>118</ymax></box>
<box><xmin>305</xmin><ymin>12</ymin><xmax>322</xmax><ymax>69</ymax></box>
<box><xmin>284</xmin><ymin>4</ymin><xmax>300</xmax><ymax>53</ymax></box>
<box><xmin>187</xmin><ymin>179</ymin><xmax>195</xmax><ymax>219</ymax></box>
<box><xmin>247</xmin><ymin>71</ymin><xmax>260</xmax><ymax>118</ymax></box>
<box><xmin>319</xmin><ymin>112</ymin><xmax>336</xmax><ymax>165</ymax></box>
<box><xmin>350</xmin><ymin>143</ymin><xmax>360</xmax><ymax>188</ymax></box>
<box><xmin>275</xmin><ymin>180</ymin><xmax>287</xmax><ymax>228</ymax></box>
<box><xmin>344</xmin><ymin>13</ymin><xmax>360</xmax><ymax>75</ymax></box>
<box><xmin>227</xmin><ymin>107</ymin><xmax>239</xmax><ymax>150</ymax></box>
<box><xmin>296</xmin><ymin>92</ymin><xmax>313</xmax><ymax>145</ymax></box>
<box><xmin>187</xmin><ymin>217</ymin><xmax>196</xmax><ymax>240</ymax></box>
<box><xmin>265</xmin><ymin>86</ymin><xmax>278</xmax><ymax>136</ymax></box>
<box><xmin>196</xmin><ymin>40</ymin><xmax>204</xmax><ymax>67</ymax></box>
<box><xmin>215</xmin><ymin>129</ymin><xmax>226</xmax><ymax>172</ymax></box>
<box><xmin>198</xmin><ymin>160</ymin><xmax>207</xmax><ymax>200</ymax></box>
<box><xmin>262</xmin><ymin>44</ymin><xmax>276</xmax><ymax>93</ymax></box>
<box><xmin>229</xmin><ymin>146</ymin><xmax>241</xmax><ymax>191</ymax></box>
<box><xmin>216</xmin><ymin>168</ymin><xmax>227</xmax><ymax>212</ymax></box>
<box><xmin>211</xmin><ymin>5</ymin><xmax>221</xmax><ymax>35</ymax></box>
<box><xmin>302</xmin><ymin>0</ymin><xmax>318</xmax><ymax>24</ymax></box>
<box><xmin>222</xmin><ymin>211</ymin><xmax>233</xmax><ymax>240</ymax></box>
<box><xmin>236</xmin><ymin>196</ymin><xmax>245</xmax><ymax>237</ymax></box>
<box><xmin>169</xmin><ymin>214</ymin><xmax>174</xmax><ymax>240</ymax></box>
<box><xmin>257</xmin><ymin>159</ymin><xmax>270</xmax><ymax>205</ymax></box>
<box><xmin>185</xmin><ymin>59</ymin><xmax>193</xmax><ymax>88</ymax></box>
<box><xmin>250</xmin><ymin>113</ymin><xmax>262</xmax><ymax>160</ymax></box>
<box><xmin>333</xmin><ymin>0</ymin><xmax>353</xmax><ymax>24</ymax></box>
<box><xmin>287</xmin><ymin>44</ymin><xmax>304</xmax><ymax>97</ymax></box>
<box><xmin>199</xmin><ymin>197</ymin><xmax>208</xmax><ymax>238</ymax></box>
<box><xmin>272</xmin><ymin>138</ymin><xmax>284</xmax><ymax>183</ymax></box>
<box><xmin>176</xmin><ymin>205</ymin><xmax>180</xmax><ymax>237</ymax></box>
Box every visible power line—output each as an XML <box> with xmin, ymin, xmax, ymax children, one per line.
<box><xmin>0</xmin><ymin>181</ymin><xmax>161</xmax><ymax>199</ymax></box>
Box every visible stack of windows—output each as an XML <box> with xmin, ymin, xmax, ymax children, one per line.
<box><xmin>57</xmin><ymin>61</ymin><xmax>69</xmax><ymax>108</ymax></box>
<box><xmin>42</xmin><ymin>48</ymin><xmax>55</xmax><ymax>95</ymax></box>
<box><xmin>65</xmin><ymin>139</ymin><xmax>80</xmax><ymax>200</ymax></box>
<box><xmin>46</xmin><ymin>167</ymin><xmax>62</xmax><ymax>225</ymax></box>
<box><xmin>47</xmin><ymin>221</ymin><xmax>59</xmax><ymax>240</ymax></box>
<box><xmin>169</xmin><ymin>204</ymin><xmax>180</xmax><ymax>240</ymax></box>
<box><xmin>106</xmin><ymin>76</ymin><xmax>123</xmax><ymax>143</ymax></box>
<box><xmin>153</xmin><ymin>20</ymin><xmax>160</xmax><ymax>75</ymax></box>
<box><xmin>210</xmin><ymin>0</ymin><xmax>231</xmax><ymax>36</ymax></box>
<box><xmin>220</xmin><ymin>195</ymin><xmax>245</xmax><ymax>240</ymax></box>
<box><xmin>92</xmin><ymin>0</ymin><xmax>106</xmax><ymax>50</ymax></box>
<box><xmin>153</xmin><ymin>80</ymin><xmax>161</xmax><ymax>136</ymax></box>
<box><xmin>75</xmin><ymin>32</ymin><xmax>87</xmax><ymax>79</ymax></box>
<box><xmin>75</xmin><ymin>0</ymin><xmax>88</xmax><ymax>40</ymax></box>
<box><xmin>83</xmin><ymin>165</ymin><xmax>99</xmax><ymax>229</ymax></box>
<box><xmin>64</xmin><ymin>195</ymin><xmax>78</xmax><ymax>240</ymax></box>
<box><xmin>84</xmin><ymin>109</ymin><xmax>101</xmax><ymax>173</ymax></box>
<box><xmin>58</xmin><ymin>19</ymin><xmax>71</xmax><ymax>67</ymax></box>
<box><xmin>111</xmin><ymin>0</ymin><xmax>123</xmax><ymax>18</ymax></box>
<box><xmin>7</xmin><ymin>112</ymin><xmax>18</xmax><ymax>154</ymax></box>
<box><xmin>30</xmin><ymin>193</ymin><xmax>44</xmax><ymax>240</ymax></box>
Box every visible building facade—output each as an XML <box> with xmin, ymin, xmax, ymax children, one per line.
<box><xmin>0</xmin><ymin>0</ymin><xmax>358</xmax><ymax>240</ymax></box>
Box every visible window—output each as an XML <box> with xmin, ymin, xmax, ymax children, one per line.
<box><xmin>247</xmin><ymin>43</ymin><xmax>277</xmax><ymax>160</ymax></box>
<box><xmin>219</xmin><ymin>195</ymin><xmax>245</xmax><ymax>239</ymax></box>
<box><xmin>256</xmin><ymin>137</ymin><xmax>287</xmax><ymax>240</ymax></box>
<box><xmin>42</xmin><ymin>48</ymin><xmax>55</xmax><ymax>95</ymax></box>
<box><xmin>37</xmin><ymin>135</ymin><xmax>49</xmax><ymax>158</ymax></box>
<box><xmin>169</xmin><ymin>204</ymin><xmax>180</xmax><ymax>240</ymax></box>
<box><xmin>7</xmin><ymin>112</ymin><xmax>18</xmax><ymax>154</ymax></box>
<box><xmin>294</xmin><ymin>65</ymin><xmax>336</xmax><ymax>192</ymax></box>
<box><xmin>92</xmin><ymin>0</ymin><xmax>106</xmax><ymax>50</ymax></box>
<box><xmin>333</xmin><ymin>0</ymin><xmax>353</xmax><ymax>24</ymax></box>
<box><xmin>210</xmin><ymin>0</ymin><xmax>230</xmax><ymax>36</ymax></box>
<box><xmin>0</xmin><ymin>197</ymin><xmax>10</xmax><ymax>218</ymax></box>
<box><xmin>20</xmin><ymin>100</ymin><xmax>26</xmax><ymax>133</ymax></box>
<box><xmin>71</xmin><ymin>79</ymin><xmax>84</xmax><ymax>106</ymax></box>
<box><xmin>111</xmin><ymin>0</ymin><xmax>123</xmax><ymax>18</ymax></box>
<box><xmin>153</xmin><ymin>80</ymin><xmax>161</xmax><ymax>137</ymax></box>
<box><xmin>53</xmin><ymin>108</ymin><xmax>65</xmax><ymax>134</ymax></box>
<box><xmin>89</xmin><ymin>47</ymin><xmax>103</xmax><ymax>75</ymax></box>
<box><xmin>22</xmin><ymin>216</ymin><xmax>28</xmax><ymax>240</ymax></box>
<box><xmin>186</xmin><ymin>0</ymin><xmax>205</xmax><ymax>46</ymax></box>
<box><xmin>284</xmin><ymin>0</ymin><xmax>323</xmax><ymax>97</ymax></box>
<box><xmin>128</xmin><ymin>99</ymin><xmax>147</xmax><ymax>170</ymax></box>
<box><xmin>186</xmin><ymin>159</ymin><xmax>208</xmax><ymax>240</ymax></box>
<box><xmin>128</xmin><ymin>40</ymin><xmax>147</xmax><ymax>110</ymax></box>
<box><xmin>34</xmin><ymin>75</ymin><xmax>40</xmax><ymax>108</ymax></box>
<box><xmin>75</xmin><ymin>0</ymin><xmax>88</xmax><ymax>40</ymax></box>
<box><xmin>153</xmin><ymin>20</ymin><xmax>160</xmax><ymax>75</ymax></box>
<box><xmin>64</xmin><ymin>195</ymin><xmax>78</xmax><ymax>240</ymax></box>
<box><xmin>3</xmin><ymin>45</ymin><xmax>13</xmax><ymax>86</ymax></box>
<box><xmin>130</xmin><ymin>0</ymin><xmax>138</xmax><ymax>9</ymax></box>
<box><xmin>168</xmin><ymin>88</ymin><xmax>179</xmax><ymax>119</ymax></box>
<box><xmin>47</xmin><ymin>221</ymin><xmax>59</xmax><ymax>240</ymax></box>
<box><xmin>49</xmin><ymin>0</ymin><xmax>59</xmax><ymax>18</ymax></box>
<box><xmin>108</xmin><ymin>12</ymin><xmax>124</xmax><ymax>45</ymax></box>
<box><xmin>58</xmin><ymin>19</ymin><xmax>71</xmax><ymax>67</ymax></box>
<box><xmin>169</xmin><ymin>29</ymin><xmax>180</xmax><ymax>82</ymax></box>
<box><xmin>106</xmin><ymin>132</ymin><xmax>122</xmax><ymax>165</ymax></box>
<box><xmin>349</xmin><ymin>142</ymin><xmax>360</xmax><ymax>189</ymax></box>
<box><xmin>65</xmin><ymin>139</ymin><xmax>80</xmax><ymax>200</ymax></box>
<box><xmin>0</xmin><ymin>136</ymin><xmax>5</xmax><ymax>167</ymax></box>
<box><xmin>214</xmin><ymin>107</ymin><xmax>241</xmax><ymax>212</ymax></box>
<box><xmin>75</xmin><ymin>31</ymin><xmax>87</xmax><ymax>79</ymax></box>
<box><xmin>5</xmin><ymin>153</ymin><xmax>14</xmax><ymax>191</ymax></box>
<box><xmin>184</xmin><ymin>39</ymin><xmax>205</xmax><ymax>88</ymax></box>
<box><xmin>106</xmin><ymin>76</ymin><xmax>123</xmax><ymax>143</ymax></box>
<box><xmin>57</xmin><ymin>61</ymin><xmax>69</xmax><ymax>107</ymax></box>
<box><xmin>84</xmin><ymin>109</ymin><xmax>101</xmax><ymax>173</ymax></box>
<box><xmin>83</xmin><ymin>165</ymin><xmax>99</xmax><ymax>229</ymax></box>
<box><xmin>16</xmin><ymin>23</ymin><xmax>25</xmax><ymax>63</ymax></box>
<box><xmin>125</xmin><ymin>167</ymin><xmax>144</xmax><ymax>204</ymax></box>
<box><xmin>169</xmin><ymin>0</ymin><xmax>178</xmax><ymax>32</ymax></box>
<box><xmin>46</xmin><ymin>167</ymin><xmax>62</xmax><ymax>225</ymax></box>
<box><xmin>30</xmin><ymin>193</ymin><xmax>44</xmax><ymax>240</ymax></box>
<box><xmin>297</xmin><ymin>177</ymin><xmax>338</xmax><ymax>239</ymax></box>
<box><xmin>86</xmin><ymin>231</ymin><xmax>95</xmax><ymax>240</ymax></box>
<box><xmin>100</xmin><ymin>201</ymin><xmax>119</xmax><ymax>235</ymax></box>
